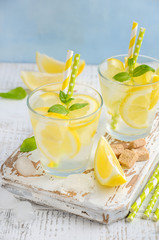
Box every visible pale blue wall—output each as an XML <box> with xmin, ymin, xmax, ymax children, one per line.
<box><xmin>0</xmin><ymin>0</ymin><xmax>159</xmax><ymax>64</ymax></box>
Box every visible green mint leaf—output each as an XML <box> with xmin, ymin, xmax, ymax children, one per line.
<box><xmin>69</xmin><ymin>103</ymin><xmax>88</xmax><ymax>111</ymax></box>
<box><xmin>20</xmin><ymin>136</ymin><xmax>37</xmax><ymax>152</ymax></box>
<box><xmin>133</xmin><ymin>64</ymin><xmax>155</xmax><ymax>77</ymax></box>
<box><xmin>0</xmin><ymin>87</ymin><xmax>27</xmax><ymax>100</ymax></box>
<box><xmin>48</xmin><ymin>104</ymin><xmax>69</xmax><ymax>115</ymax></box>
<box><xmin>113</xmin><ymin>72</ymin><xmax>131</xmax><ymax>82</ymax></box>
<box><xmin>65</xmin><ymin>97</ymin><xmax>74</xmax><ymax>104</ymax></box>
<box><xmin>59</xmin><ymin>90</ymin><xmax>67</xmax><ymax>103</ymax></box>
<box><xmin>128</xmin><ymin>58</ymin><xmax>134</xmax><ymax>67</ymax></box>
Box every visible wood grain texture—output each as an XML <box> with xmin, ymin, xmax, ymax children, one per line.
<box><xmin>0</xmin><ymin>63</ymin><xmax>159</xmax><ymax>239</ymax></box>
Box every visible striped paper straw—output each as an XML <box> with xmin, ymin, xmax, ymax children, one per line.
<box><xmin>128</xmin><ymin>22</ymin><xmax>138</xmax><ymax>59</ymax></box>
<box><xmin>132</xmin><ymin>27</ymin><xmax>146</xmax><ymax>67</ymax></box>
<box><xmin>153</xmin><ymin>203</ymin><xmax>159</xmax><ymax>221</ymax></box>
<box><xmin>126</xmin><ymin>207</ymin><xmax>139</xmax><ymax>222</ymax></box>
<box><xmin>143</xmin><ymin>184</ymin><xmax>159</xmax><ymax>219</ymax></box>
<box><xmin>67</xmin><ymin>53</ymin><xmax>80</xmax><ymax>98</ymax></box>
<box><xmin>62</xmin><ymin>50</ymin><xmax>74</xmax><ymax>90</ymax></box>
<box><xmin>130</xmin><ymin>174</ymin><xmax>159</xmax><ymax>213</ymax></box>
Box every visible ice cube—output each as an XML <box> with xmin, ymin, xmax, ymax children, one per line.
<box><xmin>13</xmin><ymin>201</ymin><xmax>35</xmax><ymax>222</ymax></box>
<box><xmin>0</xmin><ymin>188</ymin><xmax>18</xmax><ymax>209</ymax></box>
<box><xmin>15</xmin><ymin>156</ymin><xmax>36</xmax><ymax>176</ymax></box>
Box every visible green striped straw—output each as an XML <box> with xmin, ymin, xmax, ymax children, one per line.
<box><xmin>153</xmin><ymin>203</ymin><xmax>159</xmax><ymax>221</ymax></box>
<box><xmin>143</xmin><ymin>184</ymin><xmax>159</xmax><ymax>219</ymax></box>
<box><xmin>126</xmin><ymin>207</ymin><xmax>139</xmax><ymax>222</ymax></box>
<box><xmin>130</xmin><ymin>174</ymin><xmax>159</xmax><ymax>214</ymax></box>
<box><xmin>132</xmin><ymin>27</ymin><xmax>146</xmax><ymax>68</ymax></box>
<box><xmin>130</xmin><ymin>164</ymin><xmax>159</xmax><ymax>213</ymax></box>
<box><xmin>67</xmin><ymin>53</ymin><xmax>80</xmax><ymax>98</ymax></box>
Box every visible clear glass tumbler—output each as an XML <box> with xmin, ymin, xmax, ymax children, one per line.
<box><xmin>27</xmin><ymin>82</ymin><xmax>103</xmax><ymax>177</ymax></box>
<box><xmin>98</xmin><ymin>54</ymin><xmax>159</xmax><ymax>141</ymax></box>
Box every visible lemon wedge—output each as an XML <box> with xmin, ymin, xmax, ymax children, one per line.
<box><xmin>36</xmin><ymin>52</ymin><xmax>85</xmax><ymax>75</ymax></box>
<box><xmin>120</xmin><ymin>87</ymin><xmax>152</xmax><ymax>129</ymax></box>
<box><xmin>94</xmin><ymin>136</ymin><xmax>126</xmax><ymax>186</ymax></box>
<box><xmin>21</xmin><ymin>71</ymin><xmax>64</xmax><ymax>91</ymax></box>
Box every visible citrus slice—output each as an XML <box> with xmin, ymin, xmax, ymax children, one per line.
<box><xmin>68</xmin><ymin>94</ymin><xmax>99</xmax><ymax>119</ymax></box>
<box><xmin>104</xmin><ymin>58</ymin><xmax>125</xmax><ymax>79</ymax></box>
<box><xmin>36</xmin><ymin>52</ymin><xmax>85</xmax><ymax>75</ymax></box>
<box><xmin>35</xmin><ymin>118</ymin><xmax>81</xmax><ymax>162</ymax></box>
<box><xmin>156</xmin><ymin>67</ymin><xmax>159</xmax><ymax>75</ymax></box>
<box><xmin>39</xmin><ymin>92</ymin><xmax>60</xmax><ymax>107</ymax></box>
<box><xmin>133</xmin><ymin>71</ymin><xmax>154</xmax><ymax>85</ymax></box>
<box><xmin>149</xmin><ymin>75</ymin><xmax>159</xmax><ymax>110</ymax></box>
<box><xmin>34</xmin><ymin>107</ymin><xmax>49</xmax><ymax>115</ymax></box>
<box><xmin>94</xmin><ymin>136</ymin><xmax>126</xmax><ymax>186</ymax></box>
<box><xmin>21</xmin><ymin>71</ymin><xmax>64</xmax><ymax>91</ymax></box>
<box><xmin>120</xmin><ymin>87</ymin><xmax>152</xmax><ymax>129</ymax></box>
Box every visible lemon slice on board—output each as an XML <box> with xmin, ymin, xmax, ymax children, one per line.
<box><xmin>120</xmin><ymin>87</ymin><xmax>152</xmax><ymax>129</ymax></box>
<box><xmin>21</xmin><ymin>71</ymin><xmax>64</xmax><ymax>91</ymax></box>
<box><xmin>94</xmin><ymin>136</ymin><xmax>126</xmax><ymax>186</ymax></box>
<box><xmin>36</xmin><ymin>52</ymin><xmax>85</xmax><ymax>75</ymax></box>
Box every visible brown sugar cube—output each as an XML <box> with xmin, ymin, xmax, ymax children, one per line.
<box><xmin>119</xmin><ymin>149</ymin><xmax>138</xmax><ymax>169</ymax></box>
<box><xmin>110</xmin><ymin>144</ymin><xmax>124</xmax><ymax>157</ymax></box>
<box><xmin>133</xmin><ymin>147</ymin><xmax>149</xmax><ymax>162</ymax></box>
<box><xmin>119</xmin><ymin>141</ymin><xmax>130</xmax><ymax>149</ymax></box>
<box><xmin>129</xmin><ymin>138</ymin><xmax>146</xmax><ymax>149</ymax></box>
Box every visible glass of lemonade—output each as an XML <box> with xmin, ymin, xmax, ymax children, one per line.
<box><xmin>27</xmin><ymin>82</ymin><xmax>103</xmax><ymax>176</ymax></box>
<box><xmin>98</xmin><ymin>54</ymin><xmax>159</xmax><ymax>141</ymax></box>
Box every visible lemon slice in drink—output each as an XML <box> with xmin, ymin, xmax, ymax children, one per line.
<box><xmin>39</xmin><ymin>92</ymin><xmax>60</xmax><ymax>107</ymax></box>
<box><xmin>21</xmin><ymin>71</ymin><xmax>64</xmax><ymax>91</ymax></box>
<box><xmin>35</xmin><ymin>112</ymin><xmax>80</xmax><ymax>161</ymax></box>
<box><xmin>68</xmin><ymin>94</ymin><xmax>99</xmax><ymax>119</ymax></box>
<box><xmin>104</xmin><ymin>58</ymin><xmax>125</xmax><ymax>79</ymax></box>
<box><xmin>120</xmin><ymin>87</ymin><xmax>152</xmax><ymax>129</ymax></box>
<box><xmin>149</xmin><ymin>75</ymin><xmax>159</xmax><ymax>110</ymax></box>
<box><xmin>36</xmin><ymin>52</ymin><xmax>85</xmax><ymax>75</ymax></box>
<box><xmin>94</xmin><ymin>136</ymin><xmax>126</xmax><ymax>186</ymax></box>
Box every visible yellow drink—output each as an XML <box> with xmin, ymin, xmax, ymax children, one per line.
<box><xmin>27</xmin><ymin>83</ymin><xmax>103</xmax><ymax>176</ymax></box>
<box><xmin>98</xmin><ymin>55</ymin><xmax>159</xmax><ymax>141</ymax></box>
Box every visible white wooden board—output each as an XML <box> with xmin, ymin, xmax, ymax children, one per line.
<box><xmin>1</xmin><ymin>109</ymin><xmax>159</xmax><ymax>224</ymax></box>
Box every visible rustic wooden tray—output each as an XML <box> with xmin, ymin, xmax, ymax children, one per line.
<box><xmin>1</xmin><ymin>111</ymin><xmax>159</xmax><ymax>224</ymax></box>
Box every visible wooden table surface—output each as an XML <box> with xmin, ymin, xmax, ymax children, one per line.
<box><xmin>0</xmin><ymin>63</ymin><xmax>159</xmax><ymax>240</ymax></box>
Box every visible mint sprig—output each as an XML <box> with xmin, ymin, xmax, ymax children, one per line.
<box><xmin>48</xmin><ymin>90</ymin><xmax>88</xmax><ymax>115</ymax></box>
<box><xmin>0</xmin><ymin>87</ymin><xmax>27</xmax><ymax>100</ymax></box>
<box><xmin>113</xmin><ymin>72</ymin><xmax>131</xmax><ymax>82</ymax></box>
<box><xmin>48</xmin><ymin>104</ymin><xmax>69</xmax><ymax>115</ymax></box>
<box><xmin>69</xmin><ymin>103</ymin><xmax>88</xmax><ymax>111</ymax></box>
<box><xmin>113</xmin><ymin>64</ymin><xmax>155</xmax><ymax>82</ymax></box>
<box><xmin>132</xmin><ymin>65</ymin><xmax>155</xmax><ymax>77</ymax></box>
<box><xmin>20</xmin><ymin>136</ymin><xmax>37</xmax><ymax>152</ymax></box>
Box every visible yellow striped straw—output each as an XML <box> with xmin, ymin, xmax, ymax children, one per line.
<box><xmin>128</xmin><ymin>22</ymin><xmax>138</xmax><ymax>59</ymax></box>
<box><xmin>62</xmin><ymin>50</ymin><xmax>73</xmax><ymax>90</ymax></box>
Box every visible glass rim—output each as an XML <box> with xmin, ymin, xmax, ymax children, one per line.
<box><xmin>98</xmin><ymin>54</ymin><xmax>159</xmax><ymax>87</ymax></box>
<box><xmin>27</xmin><ymin>82</ymin><xmax>103</xmax><ymax>122</ymax></box>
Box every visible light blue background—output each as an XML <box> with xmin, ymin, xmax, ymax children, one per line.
<box><xmin>0</xmin><ymin>0</ymin><xmax>159</xmax><ymax>64</ymax></box>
